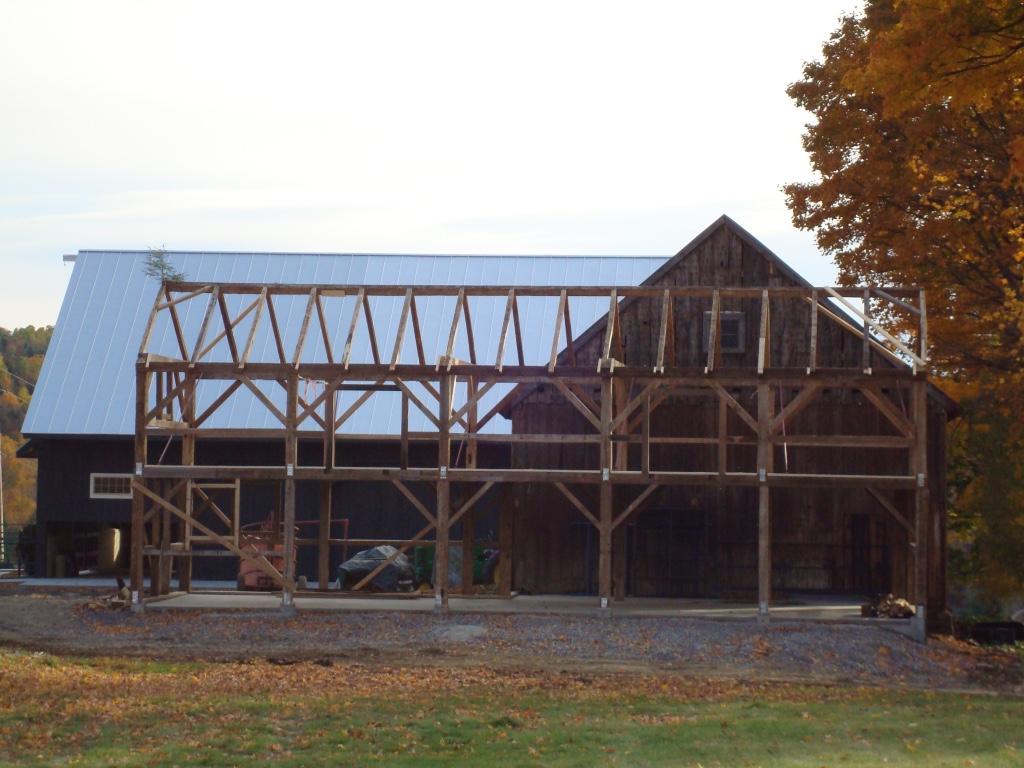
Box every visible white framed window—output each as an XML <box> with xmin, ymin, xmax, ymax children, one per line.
<box><xmin>702</xmin><ymin>311</ymin><xmax>746</xmax><ymax>354</ymax></box>
<box><xmin>90</xmin><ymin>473</ymin><xmax>133</xmax><ymax>499</ymax></box>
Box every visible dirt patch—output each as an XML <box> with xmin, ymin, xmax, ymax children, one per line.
<box><xmin>1</xmin><ymin>589</ymin><xmax>1022</xmax><ymax>695</ymax></box>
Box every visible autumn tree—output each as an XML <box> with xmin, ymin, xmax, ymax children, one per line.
<box><xmin>786</xmin><ymin>0</ymin><xmax>1024</xmax><ymax>600</ymax></box>
<box><xmin>0</xmin><ymin>325</ymin><xmax>52</xmax><ymax>534</ymax></box>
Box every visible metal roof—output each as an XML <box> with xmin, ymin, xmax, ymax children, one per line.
<box><xmin>24</xmin><ymin>251</ymin><xmax>668</xmax><ymax>437</ymax></box>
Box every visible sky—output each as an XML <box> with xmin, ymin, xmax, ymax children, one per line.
<box><xmin>0</xmin><ymin>0</ymin><xmax>863</xmax><ymax>330</ymax></box>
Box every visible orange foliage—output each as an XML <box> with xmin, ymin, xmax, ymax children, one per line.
<box><xmin>786</xmin><ymin>0</ymin><xmax>1024</xmax><ymax>597</ymax></box>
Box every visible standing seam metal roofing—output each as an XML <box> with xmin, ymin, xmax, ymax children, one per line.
<box><xmin>23</xmin><ymin>251</ymin><xmax>669</xmax><ymax>437</ymax></box>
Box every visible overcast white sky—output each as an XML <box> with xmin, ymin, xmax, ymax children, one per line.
<box><xmin>0</xmin><ymin>1</ymin><xmax>862</xmax><ymax>330</ymax></box>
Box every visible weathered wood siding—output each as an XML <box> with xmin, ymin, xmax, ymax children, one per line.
<box><xmin>510</xmin><ymin>222</ymin><xmax>948</xmax><ymax>612</ymax></box>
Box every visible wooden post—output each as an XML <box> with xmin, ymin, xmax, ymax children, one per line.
<box><xmin>613</xmin><ymin>380</ymin><xmax>628</xmax><ymax>601</ymax></box>
<box><xmin>400</xmin><ymin>393</ymin><xmax>409</xmax><ymax>470</ymax></box>
<box><xmin>613</xmin><ymin>524</ymin><xmax>627</xmax><ymax>601</ymax></box>
<box><xmin>282</xmin><ymin>374</ymin><xmax>298</xmax><ymax>609</ymax></box>
<box><xmin>318</xmin><ymin>481</ymin><xmax>332</xmax><ymax>590</ymax></box>
<box><xmin>435</xmin><ymin>374</ymin><xmax>452</xmax><ymax>609</ymax></box>
<box><xmin>461</xmin><ymin>511</ymin><xmax>475</xmax><ymax>596</ymax></box>
<box><xmin>178</xmin><ymin>374</ymin><xmax>196</xmax><ymax>593</ymax></box>
<box><xmin>913</xmin><ymin>379</ymin><xmax>929</xmax><ymax>638</ymax></box>
<box><xmin>498</xmin><ymin>487</ymin><xmax>513</xmax><ymax>597</ymax></box>
<box><xmin>319</xmin><ymin>382</ymin><xmax>335</xmax><ymax>591</ymax></box>
<box><xmin>158</xmin><ymin>491</ymin><xmax>172</xmax><ymax>595</ymax></box>
<box><xmin>598</xmin><ymin>376</ymin><xmax>613</xmax><ymax>610</ymax></box>
<box><xmin>718</xmin><ymin>394</ymin><xmax>728</xmax><ymax>475</ymax></box>
<box><xmin>757</xmin><ymin>382</ymin><xmax>774</xmax><ymax>621</ymax></box>
<box><xmin>130</xmin><ymin>367</ymin><xmax>148</xmax><ymax>609</ymax></box>
<box><xmin>461</xmin><ymin>377</ymin><xmax>479</xmax><ymax>595</ymax></box>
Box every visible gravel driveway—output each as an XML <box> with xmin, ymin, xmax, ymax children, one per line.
<box><xmin>1</xmin><ymin>588</ymin><xmax>1021</xmax><ymax>695</ymax></box>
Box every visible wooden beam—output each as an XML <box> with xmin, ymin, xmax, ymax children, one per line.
<box><xmin>238</xmin><ymin>375</ymin><xmax>288</xmax><ymax>425</ymax></box>
<box><xmin>656</xmin><ymin>289</ymin><xmax>672</xmax><ymax>374</ymax></box>
<box><xmin>133</xmin><ymin>480</ymin><xmax>295</xmax><ymax>590</ymax></box>
<box><xmin>496</xmin><ymin>289</ymin><xmax>515</xmax><ymax>371</ymax></box>
<box><xmin>859</xmin><ymin>383</ymin><xmax>915</xmax><ymax>437</ymax></box>
<box><xmin>551</xmin><ymin>377</ymin><xmax>603</xmax><ymax>432</ymax></box>
<box><xmin>462</xmin><ymin>291</ymin><xmax>478</xmax><ymax>365</ymax></box>
<box><xmin>391</xmin><ymin>478</ymin><xmax>437</xmax><ymax>527</ymax></box>
<box><xmin>239</xmin><ymin>287</ymin><xmax>267</xmax><ymax>369</ymax></box>
<box><xmin>217</xmin><ymin>289</ymin><xmax>240</xmax><ymax>364</ymax></box>
<box><xmin>318</xmin><ymin>481</ymin><xmax>332</xmax><ymax>590</ymax></box>
<box><xmin>390</xmin><ymin>289</ymin><xmax>413</xmax><ymax>371</ymax></box>
<box><xmin>189</xmin><ymin>287</ymin><xmax>220</xmax><ymax>366</ymax></box>
<box><xmin>341</xmin><ymin>288</ymin><xmax>362</xmax><ymax>370</ymax></box>
<box><xmin>436</xmin><ymin>374</ymin><xmax>453</xmax><ymax>607</ymax></box>
<box><xmin>711</xmin><ymin>383</ymin><xmax>758</xmax><ymax>433</ymax></box>
<box><xmin>757</xmin><ymin>289</ymin><xmax>770</xmax><ymax>375</ymax></box>
<box><xmin>498</xmin><ymin>487</ymin><xmax>513</xmax><ymax>596</ymax></box>
<box><xmin>612</xmin><ymin>483</ymin><xmax>659</xmax><ymax>530</ymax></box>
<box><xmin>768</xmin><ymin>382</ymin><xmax>822</xmax><ymax>435</ymax></box>
<box><xmin>866</xmin><ymin>487</ymin><xmax>912</xmax><ymax>534</ymax></box>
<box><xmin>511</xmin><ymin>291</ymin><xmax>525</xmax><ymax>367</ymax></box>
<box><xmin>362</xmin><ymin>291</ymin><xmax>380</xmax><ymax>365</ymax></box>
<box><xmin>335</xmin><ymin>376</ymin><xmax>388</xmax><ymax>429</ymax></box>
<box><xmin>553</xmin><ymin>482</ymin><xmax>599</xmax><ymax>528</ymax></box>
<box><xmin>562</xmin><ymin>291</ymin><xmax>575</xmax><ymax>366</ymax></box>
<box><xmin>193</xmin><ymin>380</ymin><xmax>242</xmax><ymax>428</ymax></box>
<box><xmin>442</xmin><ymin>288</ymin><xmax>464</xmax><ymax>371</ymax></box>
<box><xmin>757</xmin><ymin>381</ymin><xmax>774</xmax><ymax>618</ymax></box>
<box><xmin>549</xmin><ymin>289</ymin><xmax>568</xmax><ymax>372</ymax></box>
<box><xmin>599</xmin><ymin>377</ymin><xmax>613</xmax><ymax>607</ymax></box>
<box><xmin>601</xmin><ymin>290</ymin><xmax>618</xmax><ymax>371</ymax></box>
<box><xmin>410</xmin><ymin>295</ymin><xmax>426</xmax><ymax>365</ymax></box>
<box><xmin>349</xmin><ymin>521</ymin><xmax>435</xmax><ymax>592</ymax></box>
<box><xmin>315</xmin><ymin>290</ymin><xmax>335</xmax><ymax>365</ymax></box>
<box><xmin>808</xmin><ymin>289</ymin><xmax>818</xmax><ymax>373</ymax></box>
<box><xmin>706</xmin><ymin>289</ymin><xmax>721</xmax><ymax>373</ymax></box>
<box><xmin>822</xmin><ymin>286</ymin><xmax>926</xmax><ymax>368</ymax></box>
<box><xmin>918</xmin><ymin>290</ymin><xmax>928</xmax><ymax>367</ymax></box>
<box><xmin>394</xmin><ymin>379</ymin><xmax>443</xmax><ymax>430</ymax></box>
<box><xmin>282</xmin><ymin>373</ymin><xmax>299</xmax><ymax>605</ymax></box>
<box><xmin>292</xmin><ymin>288</ymin><xmax>317</xmax><ymax>369</ymax></box>
<box><xmin>265</xmin><ymin>293</ymin><xmax>287</xmax><ymax>364</ymax></box>
<box><xmin>862</xmin><ymin>288</ymin><xmax>872</xmax><ymax>373</ymax></box>
<box><xmin>449</xmin><ymin>482</ymin><xmax>495</xmax><ymax>530</ymax></box>
<box><xmin>131</xmin><ymin>369</ymin><xmax>148</xmax><ymax>603</ymax></box>
<box><xmin>913</xmin><ymin>379</ymin><xmax>929</xmax><ymax>620</ymax></box>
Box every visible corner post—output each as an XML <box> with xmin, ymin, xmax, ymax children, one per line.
<box><xmin>912</xmin><ymin>378</ymin><xmax>929</xmax><ymax>640</ymax></box>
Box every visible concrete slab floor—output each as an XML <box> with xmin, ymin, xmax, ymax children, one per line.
<box><xmin>2</xmin><ymin>577</ymin><xmax>922</xmax><ymax>639</ymax></box>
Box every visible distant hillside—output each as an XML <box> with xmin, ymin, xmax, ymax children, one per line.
<box><xmin>0</xmin><ymin>325</ymin><xmax>52</xmax><ymax>437</ymax></box>
<box><xmin>1</xmin><ymin>325</ymin><xmax>51</xmax><ymax>530</ymax></box>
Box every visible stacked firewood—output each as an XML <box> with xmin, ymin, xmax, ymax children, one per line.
<box><xmin>862</xmin><ymin>593</ymin><xmax>915</xmax><ymax>618</ymax></box>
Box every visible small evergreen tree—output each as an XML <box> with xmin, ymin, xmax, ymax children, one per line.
<box><xmin>142</xmin><ymin>247</ymin><xmax>187</xmax><ymax>283</ymax></box>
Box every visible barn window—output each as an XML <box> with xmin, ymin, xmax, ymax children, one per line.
<box><xmin>90</xmin><ymin>474</ymin><xmax>133</xmax><ymax>499</ymax></box>
<box><xmin>702</xmin><ymin>311</ymin><xmax>745</xmax><ymax>354</ymax></box>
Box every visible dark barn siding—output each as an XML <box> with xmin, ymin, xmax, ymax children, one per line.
<box><xmin>33</xmin><ymin>437</ymin><xmax>505</xmax><ymax>582</ymax></box>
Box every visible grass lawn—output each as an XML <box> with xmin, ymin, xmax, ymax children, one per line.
<box><xmin>0</xmin><ymin>649</ymin><xmax>1021</xmax><ymax>766</ymax></box>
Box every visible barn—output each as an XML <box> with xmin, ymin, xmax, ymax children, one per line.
<box><xmin>20</xmin><ymin>217</ymin><xmax>952</xmax><ymax>631</ymax></box>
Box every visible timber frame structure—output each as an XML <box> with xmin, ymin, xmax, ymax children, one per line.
<box><xmin>130</xmin><ymin>279</ymin><xmax>934</xmax><ymax>628</ymax></box>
